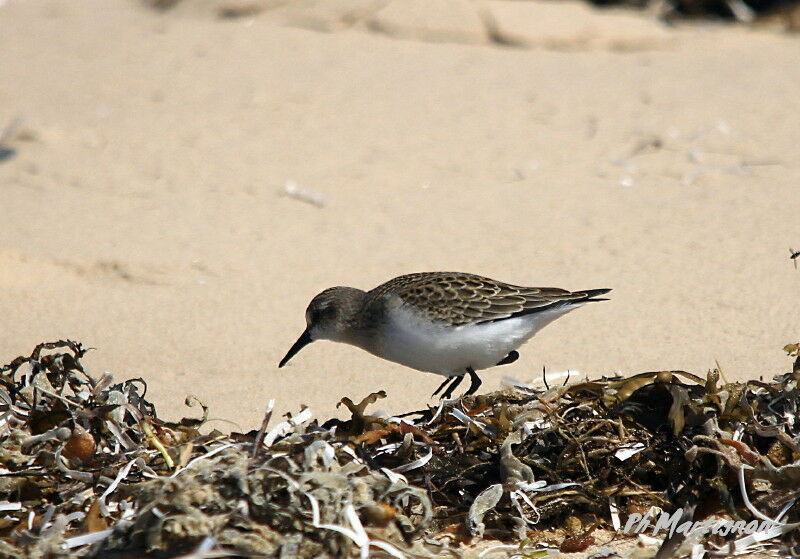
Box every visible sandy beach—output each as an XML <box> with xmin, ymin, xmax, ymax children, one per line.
<box><xmin>1</xmin><ymin>0</ymin><xmax>798</xmax><ymax>429</ymax></box>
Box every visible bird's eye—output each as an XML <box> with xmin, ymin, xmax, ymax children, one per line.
<box><xmin>309</xmin><ymin>306</ymin><xmax>335</xmax><ymax>323</ymax></box>
<box><xmin>324</xmin><ymin>305</ymin><xmax>337</xmax><ymax>318</ymax></box>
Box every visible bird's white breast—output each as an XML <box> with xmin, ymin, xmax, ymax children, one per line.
<box><xmin>372</xmin><ymin>303</ymin><xmax>583</xmax><ymax>376</ymax></box>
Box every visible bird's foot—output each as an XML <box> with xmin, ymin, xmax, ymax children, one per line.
<box><xmin>463</xmin><ymin>367</ymin><xmax>482</xmax><ymax>397</ymax></box>
<box><xmin>432</xmin><ymin>374</ymin><xmax>465</xmax><ymax>400</ymax></box>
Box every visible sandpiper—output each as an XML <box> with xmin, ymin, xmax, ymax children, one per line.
<box><xmin>279</xmin><ymin>272</ymin><xmax>610</xmax><ymax>399</ymax></box>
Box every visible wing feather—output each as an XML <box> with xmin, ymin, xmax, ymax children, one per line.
<box><xmin>365</xmin><ymin>272</ymin><xmax>610</xmax><ymax>326</ymax></box>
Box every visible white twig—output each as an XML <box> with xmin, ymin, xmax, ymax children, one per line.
<box><xmin>264</xmin><ymin>408</ymin><xmax>314</xmax><ymax>447</ymax></box>
<box><xmin>609</xmin><ymin>496</ymin><xmax>621</xmax><ymax>531</ymax></box>
<box><xmin>281</xmin><ymin>180</ymin><xmax>325</xmax><ymax>208</ymax></box>
<box><xmin>737</xmin><ymin>467</ymin><xmax>800</xmax><ymax>530</ymax></box>
<box><xmin>171</xmin><ymin>442</ymin><xmax>237</xmax><ymax>478</ymax></box>
<box><xmin>393</xmin><ymin>448</ymin><xmax>432</xmax><ymax>473</ymax></box>
<box><xmin>450</xmin><ymin>409</ymin><xmax>492</xmax><ymax>436</ymax></box>
<box><xmin>64</xmin><ymin>528</ymin><xmax>113</xmax><ymax>549</ymax></box>
<box><xmin>99</xmin><ymin>458</ymin><xmax>140</xmax><ymax>516</ymax></box>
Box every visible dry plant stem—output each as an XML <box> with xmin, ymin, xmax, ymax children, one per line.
<box><xmin>142</xmin><ymin>419</ymin><xmax>174</xmax><ymax>470</ymax></box>
<box><xmin>1</xmin><ymin>341</ymin><xmax>800</xmax><ymax>558</ymax></box>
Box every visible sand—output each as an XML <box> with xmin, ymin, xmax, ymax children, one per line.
<box><xmin>0</xmin><ymin>0</ymin><xmax>798</xmax><ymax>430</ymax></box>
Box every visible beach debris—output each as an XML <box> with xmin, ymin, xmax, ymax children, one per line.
<box><xmin>790</xmin><ymin>247</ymin><xmax>799</xmax><ymax>268</ymax></box>
<box><xmin>1</xmin><ymin>340</ymin><xmax>800</xmax><ymax>557</ymax></box>
<box><xmin>0</xmin><ymin>116</ymin><xmax>22</xmax><ymax>163</ymax></box>
<box><xmin>281</xmin><ymin>180</ymin><xmax>326</xmax><ymax>208</ymax></box>
<box><xmin>602</xmin><ymin>121</ymin><xmax>781</xmax><ymax>188</ymax></box>
<box><xmin>141</xmin><ymin>0</ymin><xmax>800</xmax><ymax>33</ymax></box>
<box><xmin>216</xmin><ymin>2</ymin><xmax>265</xmax><ymax>19</ymax></box>
<box><xmin>619</xmin><ymin>174</ymin><xmax>635</xmax><ymax>188</ymax></box>
<box><xmin>468</xmin><ymin>484</ymin><xmax>503</xmax><ymax>537</ymax></box>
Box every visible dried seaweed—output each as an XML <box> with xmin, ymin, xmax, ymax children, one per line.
<box><xmin>1</xmin><ymin>340</ymin><xmax>799</xmax><ymax>558</ymax></box>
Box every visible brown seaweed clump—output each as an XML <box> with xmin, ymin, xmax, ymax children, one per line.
<box><xmin>0</xmin><ymin>340</ymin><xmax>799</xmax><ymax>558</ymax></box>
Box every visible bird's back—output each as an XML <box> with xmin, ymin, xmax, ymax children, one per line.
<box><xmin>364</xmin><ymin>272</ymin><xmax>609</xmax><ymax>327</ymax></box>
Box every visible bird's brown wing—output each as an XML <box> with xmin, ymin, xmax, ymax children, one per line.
<box><xmin>368</xmin><ymin>272</ymin><xmax>609</xmax><ymax>326</ymax></box>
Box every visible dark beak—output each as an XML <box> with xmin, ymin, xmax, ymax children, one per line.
<box><xmin>279</xmin><ymin>329</ymin><xmax>313</xmax><ymax>368</ymax></box>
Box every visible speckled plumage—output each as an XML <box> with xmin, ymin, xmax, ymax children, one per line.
<box><xmin>364</xmin><ymin>272</ymin><xmax>610</xmax><ymax>327</ymax></box>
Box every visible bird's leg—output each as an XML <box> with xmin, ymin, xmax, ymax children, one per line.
<box><xmin>463</xmin><ymin>367</ymin><xmax>482</xmax><ymax>396</ymax></box>
<box><xmin>441</xmin><ymin>375</ymin><xmax>464</xmax><ymax>400</ymax></box>
<box><xmin>432</xmin><ymin>375</ymin><xmax>454</xmax><ymax>397</ymax></box>
<box><xmin>438</xmin><ymin>375</ymin><xmax>465</xmax><ymax>400</ymax></box>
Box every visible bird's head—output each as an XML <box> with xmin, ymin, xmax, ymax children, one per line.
<box><xmin>278</xmin><ymin>286</ymin><xmax>365</xmax><ymax>367</ymax></box>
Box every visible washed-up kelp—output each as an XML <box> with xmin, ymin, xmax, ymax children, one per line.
<box><xmin>0</xmin><ymin>341</ymin><xmax>799</xmax><ymax>558</ymax></box>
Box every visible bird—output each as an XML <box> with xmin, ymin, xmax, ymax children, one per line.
<box><xmin>279</xmin><ymin>272</ymin><xmax>610</xmax><ymax>399</ymax></box>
